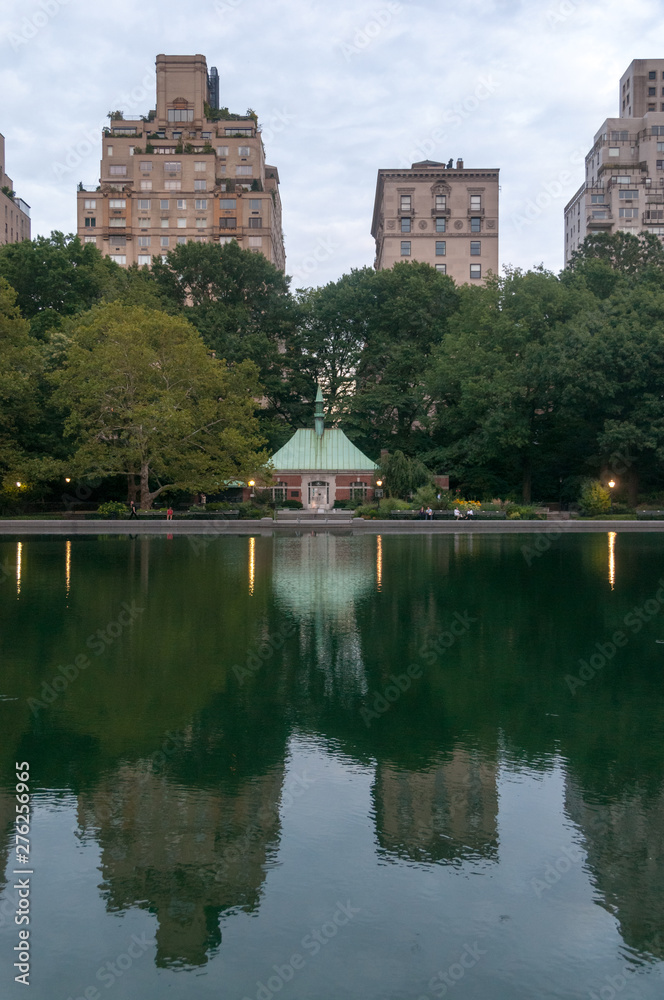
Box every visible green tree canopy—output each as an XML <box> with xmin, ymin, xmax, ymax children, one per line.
<box><xmin>0</xmin><ymin>278</ymin><xmax>44</xmax><ymax>483</ymax></box>
<box><xmin>52</xmin><ymin>302</ymin><xmax>268</xmax><ymax>508</ymax></box>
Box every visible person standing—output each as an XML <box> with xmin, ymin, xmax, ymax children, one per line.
<box><xmin>129</xmin><ymin>500</ymin><xmax>138</xmax><ymax>519</ymax></box>
<box><xmin>166</xmin><ymin>506</ymin><xmax>173</xmax><ymax>521</ymax></box>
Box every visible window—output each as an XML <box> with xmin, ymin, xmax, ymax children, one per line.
<box><xmin>657</xmin><ymin>160</ymin><xmax>664</xmax><ymax>169</ymax></box>
<box><xmin>400</xmin><ymin>195</ymin><xmax>411</xmax><ymax>212</ymax></box>
<box><xmin>202</xmin><ymin>132</ymin><xmax>211</xmax><ymax>139</ymax></box>
<box><xmin>225</xmin><ymin>128</ymin><xmax>252</xmax><ymax>135</ymax></box>
<box><xmin>137</xmin><ymin>254</ymin><xmax>151</xmax><ymax>266</ymax></box>
<box><xmin>400</xmin><ymin>217</ymin><xmax>411</xmax><ymax>232</ymax></box>
<box><xmin>400</xmin><ymin>241</ymin><xmax>411</xmax><ymax>256</ymax></box>
<box><xmin>137</xmin><ymin>199</ymin><xmax>151</xmax><ymax>210</ymax></box>
<box><xmin>219</xmin><ymin>217</ymin><xmax>237</xmax><ymax>228</ymax></box>
<box><xmin>435</xmin><ymin>194</ymin><xmax>446</xmax><ymax>211</ymax></box>
<box><xmin>107</xmin><ymin>254</ymin><xmax>126</xmax><ymax>266</ymax></box>
<box><xmin>195</xmin><ymin>199</ymin><xmax>207</xmax><ymax>209</ymax></box>
<box><xmin>138</xmin><ymin>236</ymin><xmax>151</xmax><ymax>247</ymax></box>
<box><xmin>649</xmin><ymin>104</ymin><xmax>656</xmax><ymax>111</ymax></box>
<box><xmin>177</xmin><ymin>236</ymin><xmax>186</xmax><ymax>244</ymax></box>
<box><xmin>238</xmin><ymin>146</ymin><xmax>251</xmax><ymax>157</ymax></box>
<box><xmin>235</xmin><ymin>165</ymin><xmax>252</xmax><ymax>176</ymax></box>
<box><xmin>139</xmin><ymin>161</ymin><xmax>152</xmax><ymax>172</ymax></box>
<box><xmin>248</xmin><ymin>217</ymin><xmax>262</xmax><ymax>228</ymax></box>
<box><xmin>470</xmin><ymin>217</ymin><xmax>481</xmax><ymax>232</ymax></box>
<box><xmin>649</xmin><ymin>87</ymin><xmax>657</xmax><ymax>96</ymax></box>
<box><xmin>176</xmin><ymin>199</ymin><xmax>187</xmax><ymax>209</ymax></box>
<box><xmin>194</xmin><ymin>179</ymin><xmax>207</xmax><ymax>190</ymax></box>
<box><xmin>470</xmin><ymin>195</ymin><xmax>481</xmax><ymax>210</ymax></box>
<box><xmin>109</xmin><ymin>218</ymin><xmax>126</xmax><ymax>227</ymax></box>
<box><xmin>164</xmin><ymin>161</ymin><xmax>181</xmax><ymax>173</ymax></box>
<box><xmin>138</xmin><ymin>218</ymin><xmax>150</xmax><ymax>228</ymax></box>
<box><xmin>194</xmin><ymin>161</ymin><xmax>206</xmax><ymax>172</ymax></box>
<box><xmin>109</xmin><ymin>165</ymin><xmax>126</xmax><ymax>176</ymax></box>
<box><xmin>608</xmin><ymin>147</ymin><xmax>620</xmax><ymax>157</ymax></box>
<box><xmin>217</xmin><ymin>146</ymin><xmax>229</xmax><ymax>157</ymax></box>
<box><xmin>590</xmin><ymin>194</ymin><xmax>605</xmax><ymax>203</ymax></box>
<box><xmin>615</xmin><ymin>176</ymin><xmax>630</xmax><ymax>183</ymax></box>
<box><xmin>158</xmin><ymin>200</ymin><xmax>168</xmax><ymax>210</ymax></box>
<box><xmin>196</xmin><ymin>218</ymin><xmax>207</xmax><ymax>228</ymax></box>
<box><xmin>107</xmin><ymin>146</ymin><xmax>113</xmax><ymax>157</ymax></box>
<box><xmin>220</xmin><ymin>199</ymin><xmax>236</xmax><ymax>209</ymax></box>
<box><xmin>109</xmin><ymin>199</ymin><xmax>126</xmax><ymax>208</ymax></box>
<box><xmin>84</xmin><ymin>236</ymin><xmax>97</xmax><ymax>243</ymax></box>
<box><xmin>435</xmin><ymin>241</ymin><xmax>446</xmax><ymax>256</ymax></box>
<box><xmin>618</xmin><ymin>189</ymin><xmax>638</xmax><ymax>198</ymax></box>
<box><xmin>84</xmin><ymin>199</ymin><xmax>96</xmax><ymax>209</ymax></box>
<box><xmin>168</xmin><ymin>108</ymin><xmax>193</xmax><ymax>122</ymax></box>
<box><xmin>248</xmin><ymin>236</ymin><xmax>262</xmax><ymax>247</ymax></box>
<box><xmin>610</xmin><ymin>130</ymin><xmax>628</xmax><ymax>140</ymax></box>
<box><xmin>619</xmin><ymin>208</ymin><xmax>639</xmax><ymax>218</ymax></box>
<box><xmin>591</xmin><ymin>210</ymin><xmax>608</xmax><ymax>218</ymax></box>
<box><xmin>160</xmin><ymin>236</ymin><xmax>169</xmax><ymax>248</ymax></box>
<box><xmin>219</xmin><ymin>236</ymin><xmax>235</xmax><ymax>244</ymax></box>
<box><xmin>84</xmin><ymin>217</ymin><xmax>96</xmax><ymax>227</ymax></box>
<box><xmin>249</xmin><ymin>199</ymin><xmax>261</xmax><ymax>211</ymax></box>
<box><xmin>435</xmin><ymin>263</ymin><xmax>446</xmax><ymax>273</ymax></box>
<box><xmin>470</xmin><ymin>240</ymin><xmax>481</xmax><ymax>255</ymax></box>
<box><xmin>649</xmin><ymin>71</ymin><xmax>657</xmax><ymax>79</ymax></box>
<box><xmin>470</xmin><ymin>264</ymin><xmax>482</xmax><ymax>279</ymax></box>
<box><xmin>195</xmin><ymin>236</ymin><xmax>207</xmax><ymax>243</ymax></box>
<box><xmin>653</xmin><ymin>127</ymin><xmax>664</xmax><ymax>136</ymax></box>
<box><xmin>177</xmin><ymin>218</ymin><xmax>186</xmax><ymax>228</ymax></box>
<box><xmin>435</xmin><ymin>217</ymin><xmax>446</xmax><ymax>232</ymax></box>
<box><xmin>140</xmin><ymin>180</ymin><xmax>152</xmax><ymax>191</ymax></box>
<box><xmin>349</xmin><ymin>482</ymin><xmax>368</xmax><ymax>501</ymax></box>
<box><xmin>164</xmin><ymin>180</ymin><xmax>181</xmax><ymax>190</ymax></box>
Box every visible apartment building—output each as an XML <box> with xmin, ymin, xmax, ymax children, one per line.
<box><xmin>0</xmin><ymin>133</ymin><xmax>31</xmax><ymax>247</ymax></box>
<box><xmin>77</xmin><ymin>54</ymin><xmax>285</xmax><ymax>271</ymax></box>
<box><xmin>565</xmin><ymin>59</ymin><xmax>664</xmax><ymax>265</ymax></box>
<box><xmin>371</xmin><ymin>158</ymin><xmax>499</xmax><ymax>284</ymax></box>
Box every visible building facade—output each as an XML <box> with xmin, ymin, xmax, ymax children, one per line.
<box><xmin>77</xmin><ymin>54</ymin><xmax>285</xmax><ymax>271</ymax></box>
<box><xmin>371</xmin><ymin>159</ymin><xmax>499</xmax><ymax>285</ymax></box>
<box><xmin>269</xmin><ymin>388</ymin><xmax>379</xmax><ymax>509</ymax></box>
<box><xmin>565</xmin><ymin>59</ymin><xmax>664</xmax><ymax>265</ymax></box>
<box><xmin>0</xmin><ymin>133</ymin><xmax>30</xmax><ymax>247</ymax></box>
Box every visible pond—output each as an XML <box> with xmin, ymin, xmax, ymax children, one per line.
<box><xmin>0</xmin><ymin>531</ymin><xmax>663</xmax><ymax>999</ymax></box>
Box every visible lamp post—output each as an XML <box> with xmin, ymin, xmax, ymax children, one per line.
<box><xmin>375</xmin><ymin>479</ymin><xmax>383</xmax><ymax>509</ymax></box>
<box><xmin>608</xmin><ymin>479</ymin><xmax>616</xmax><ymax>511</ymax></box>
<box><xmin>248</xmin><ymin>479</ymin><xmax>255</xmax><ymax>500</ymax></box>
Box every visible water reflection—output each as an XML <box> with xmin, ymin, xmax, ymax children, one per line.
<box><xmin>608</xmin><ymin>531</ymin><xmax>616</xmax><ymax>590</ymax></box>
<box><xmin>16</xmin><ymin>540</ymin><xmax>22</xmax><ymax>596</ymax></box>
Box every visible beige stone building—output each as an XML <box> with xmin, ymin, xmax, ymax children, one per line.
<box><xmin>371</xmin><ymin>158</ymin><xmax>499</xmax><ymax>284</ymax></box>
<box><xmin>77</xmin><ymin>54</ymin><xmax>285</xmax><ymax>271</ymax></box>
<box><xmin>565</xmin><ymin>59</ymin><xmax>664</xmax><ymax>265</ymax></box>
<box><xmin>0</xmin><ymin>133</ymin><xmax>31</xmax><ymax>246</ymax></box>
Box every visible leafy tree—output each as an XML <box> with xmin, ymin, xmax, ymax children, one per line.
<box><xmin>568</xmin><ymin>230</ymin><xmax>664</xmax><ymax>277</ymax></box>
<box><xmin>0</xmin><ymin>232</ymin><xmax>126</xmax><ymax>338</ymax></box>
<box><xmin>379</xmin><ymin>449</ymin><xmax>431</xmax><ymax>499</ymax></box>
<box><xmin>52</xmin><ymin>302</ymin><xmax>268</xmax><ymax>508</ymax></box>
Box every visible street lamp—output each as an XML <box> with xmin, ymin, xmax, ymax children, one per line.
<box><xmin>248</xmin><ymin>479</ymin><xmax>255</xmax><ymax>499</ymax></box>
<box><xmin>375</xmin><ymin>479</ymin><xmax>383</xmax><ymax>505</ymax></box>
<box><xmin>608</xmin><ymin>479</ymin><xmax>616</xmax><ymax>511</ymax></box>
<box><xmin>15</xmin><ymin>482</ymin><xmax>22</xmax><ymax>488</ymax></box>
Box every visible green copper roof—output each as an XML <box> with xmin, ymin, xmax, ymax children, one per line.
<box><xmin>271</xmin><ymin>428</ymin><xmax>378</xmax><ymax>472</ymax></box>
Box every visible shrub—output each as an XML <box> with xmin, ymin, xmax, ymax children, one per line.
<box><xmin>97</xmin><ymin>501</ymin><xmax>127</xmax><ymax>518</ymax></box>
<box><xmin>237</xmin><ymin>501</ymin><xmax>267</xmax><ymax>519</ymax></box>
<box><xmin>355</xmin><ymin>504</ymin><xmax>379</xmax><ymax>519</ymax></box>
<box><xmin>378</xmin><ymin>497</ymin><xmax>411</xmax><ymax>514</ymax></box>
<box><xmin>579</xmin><ymin>480</ymin><xmax>611</xmax><ymax>516</ymax></box>
<box><xmin>206</xmin><ymin>502</ymin><xmax>231</xmax><ymax>511</ymax></box>
<box><xmin>278</xmin><ymin>498</ymin><xmax>303</xmax><ymax>509</ymax></box>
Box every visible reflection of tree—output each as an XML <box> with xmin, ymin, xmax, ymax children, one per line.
<box><xmin>565</xmin><ymin>776</ymin><xmax>664</xmax><ymax>959</ymax></box>
<box><xmin>0</xmin><ymin>790</ymin><xmax>15</xmax><ymax>900</ymax></box>
<box><xmin>78</xmin><ymin>763</ymin><xmax>284</xmax><ymax>969</ymax></box>
<box><xmin>373</xmin><ymin>749</ymin><xmax>498</xmax><ymax>864</ymax></box>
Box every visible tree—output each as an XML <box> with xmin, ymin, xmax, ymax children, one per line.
<box><xmin>52</xmin><ymin>302</ymin><xmax>268</xmax><ymax>508</ymax></box>
<box><xmin>0</xmin><ymin>278</ymin><xmax>44</xmax><ymax>481</ymax></box>
<box><xmin>0</xmin><ymin>232</ymin><xmax>126</xmax><ymax>339</ymax></box>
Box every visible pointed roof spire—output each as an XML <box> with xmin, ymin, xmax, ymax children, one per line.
<box><xmin>314</xmin><ymin>385</ymin><xmax>325</xmax><ymax>438</ymax></box>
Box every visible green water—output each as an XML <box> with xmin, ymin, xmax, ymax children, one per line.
<box><xmin>0</xmin><ymin>531</ymin><xmax>663</xmax><ymax>999</ymax></box>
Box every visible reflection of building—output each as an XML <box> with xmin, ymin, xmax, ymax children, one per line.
<box><xmin>371</xmin><ymin>159</ymin><xmax>499</xmax><ymax>284</ymax></box>
<box><xmin>78</xmin><ymin>763</ymin><xmax>284</xmax><ymax>968</ymax></box>
<box><xmin>0</xmin><ymin>790</ymin><xmax>16</xmax><ymax>896</ymax></box>
<box><xmin>565</xmin><ymin>776</ymin><xmax>664</xmax><ymax>958</ymax></box>
<box><xmin>374</xmin><ymin>750</ymin><xmax>499</xmax><ymax>864</ymax></box>
<box><xmin>565</xmin><ymin>59</ymin><xmax>664</xmax><ymax>265</ymax></box>
<box><xmin>1</xmin><ymin>134</ymin><xmax>30</xmax><ymax>246</ymax></box>
<box><xmin>76</xmin><ymin>54</ymin><xmax>285</xmax><ymax>271</ymax></box>
<box><xmin>270</xmin><ymin>388</ymin><xmax>378</xmax><ymax>509</ymax></box>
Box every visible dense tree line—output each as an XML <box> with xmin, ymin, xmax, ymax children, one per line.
<box><xmin>2</xmin><ymin>229</ymin><xmax>664</xmax><ymax>507</ymax></box>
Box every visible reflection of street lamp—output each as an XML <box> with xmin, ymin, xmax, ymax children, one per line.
<box><xmin>608</xmin><ymin>479</ymin><xmax>616</xmax><ymax>511</ymax></box>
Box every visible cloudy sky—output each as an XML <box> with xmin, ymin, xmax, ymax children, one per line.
<box><xmin>2</xmin><ymin>0</ymin><xmax>664</xmax><ymax>288</ymax></box>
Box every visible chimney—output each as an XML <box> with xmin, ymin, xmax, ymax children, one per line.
<box><xmin>456</xmin><ymin>158</ymin><xmax>464</xmax><ymax>170</ymax></box>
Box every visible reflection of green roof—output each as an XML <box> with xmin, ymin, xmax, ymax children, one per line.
<box><xmin>271</xmin><ymin>428</ymin><xmax>377</xmax><ymax>472</ymax></box>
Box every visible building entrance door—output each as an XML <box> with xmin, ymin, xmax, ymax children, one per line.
<box><xmin>308</xmin><ymin>481</ymin><xmax>330</xmax><ymax>508</ymax></box>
